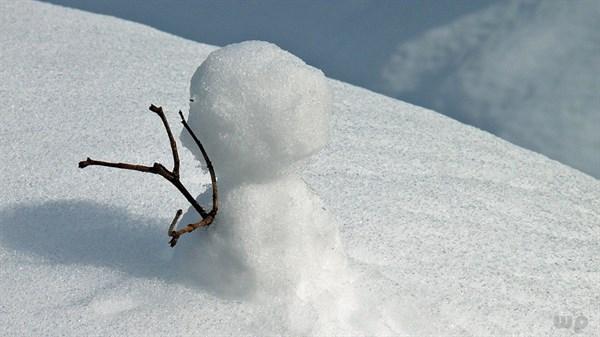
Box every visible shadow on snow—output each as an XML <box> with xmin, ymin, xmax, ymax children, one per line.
<box><xmin>0</xmin><ymin>200</ymin><xmax>173</xmax><ymax>280</ymax></box>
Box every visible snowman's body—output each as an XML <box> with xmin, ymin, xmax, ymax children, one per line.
<box><xmin>177</xmin><ymin>175</ymin><xmax>347</xmax><ymax>298</ymax></box>
<box><xmin>177</xmin><ymin>175</ymin><xmax>356</xmax><ymax>335</ymax></box>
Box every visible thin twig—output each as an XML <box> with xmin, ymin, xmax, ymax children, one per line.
<box><xmin>168</xmin><ymin>209</ymin><xmax>183</xmax><ymax>236</ymax></box>
<box><xmin>78</xmin><ymin>104</ymin><xmax>218</xmax><ymax>247</ymax></box>
<box><xmin>78</xmin><ymin>158</ymin><xmax>155</xmax><ymax>173</ymax></box>
<box><xmin>149</xmin><ymin>104</ymin><xmax>180</xmax><ymax>177</ymax></box>
<box><xmin>168</xmin><ymin>215</ymin><xmax>214</xmax><ymax>247</ymax></box>
<box><xmin>179</xmin><ymin>110</ymin><xmax>218</xmax><ymax>216</ymax></box>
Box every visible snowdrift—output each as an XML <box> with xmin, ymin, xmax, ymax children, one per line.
<box><xmin>1</xmin><ymin>1</ymin><xmax>598</xmax><ymax>336</ymax></box>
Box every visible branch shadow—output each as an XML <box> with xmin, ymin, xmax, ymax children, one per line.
<box><xmin>0</xmin><ymin>200</ymin><xmax>175</xmax><ymax>280</ymax></box>
<box><xmin>0</xmin><ymin>198</ymin><xmax>254</xmax><ymax>299</ymax></box>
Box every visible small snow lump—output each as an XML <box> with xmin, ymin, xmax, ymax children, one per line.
<box><xmin>182</xmin><ymin>41</ymin><xmax>332</xmax><ymax>184</ymax></box>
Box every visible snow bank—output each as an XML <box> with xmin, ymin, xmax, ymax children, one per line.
<box><xmin>183</xmin><ymin>41</ymin><xmax>331</xmax><ymax>184</ymax></box>
<box><xmin>381</xmin><ymin>0</ymin><xmax>600</xmax><ymax>177</ymax></box>
<box><xmin>1</xmin><ymin>1</ymin><xmax>599</xmax><ymax>336</ymax></box>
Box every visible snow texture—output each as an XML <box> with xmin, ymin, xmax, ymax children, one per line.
<box><xmin>382</xmin><ymin>0</ymin><xmax>600</xmax><ymax>178</ymax></box>
<box><xmin>173</xmin><ymin>176</ymin><xmax>367</xmax><ymax>335</ymax></box>
<box><xmin>1</xmin><ymin>1</ymin><xmax>599</xmax><ymax>336</ymax></box>
<box><xmin>183</xmin><ymin>41</ymin><xmax>331</xmax><ymax>184</ymax></box>
<box><xmin>37</xmin><ymin>0</ymin><xmax>600</xmax><ymax>179</ymax></box>
<box><xmin>175</xmin><ymin>41</ymin><xmax>375</xmax><ymax>335</ymax></box>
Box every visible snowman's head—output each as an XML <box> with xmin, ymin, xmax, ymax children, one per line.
<box><xmin>182</xmin><ymin>41</ymin><xmax>331</xmax><ymax>185</ymax></box>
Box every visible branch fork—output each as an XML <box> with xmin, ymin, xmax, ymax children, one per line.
<box><xmin>78</xmin><ymin>104</ymin><xmax>218</xmax><ymax>247</ymax></box>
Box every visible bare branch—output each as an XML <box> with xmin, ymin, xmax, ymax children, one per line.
<box><xmin>78</xmin><ymin>157</ymin><xmax>155</xmax><ymax>173</ymax></box>
<box><xmin>170</xmin><ymin>179</ymin><xmax>208</xmax><ymax>218</ymax></box>
<box><xmin>179</xmin><ymin>110</ymin><xmax>219</xmax><ymax>216</ymax></box>
<box><xmin>78</xmin><ymin>104</ymin><xmax>219</xmax><ymax>247</ymax></box>
<box><xmin>169</xmin><ymin>213</ymin><xmax>214</xmax><ymax>247</ymax></box>
<box><xmin>168</xmin><ymin>209</ymin><xmax>183</xmax><ymax>236</ymax></box>
<box><xmin>149</xmin><ymin>104</ymin><xmax>180</xmax><ymax>177</ymax></box>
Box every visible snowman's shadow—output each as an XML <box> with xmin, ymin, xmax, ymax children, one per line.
<box><xmin>0</xmin><ymin>194</ymin><xmax>256</xmax><ymax>299</ymax></box>
<box><xmin>0</xmin><ymin>199</ymin><xmax>174</xmax><ymax>280</ymax></box>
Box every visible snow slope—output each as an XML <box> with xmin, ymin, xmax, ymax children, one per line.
<box><xmin>382</xmin><ymin>0</ymin><xmax>600</xmax><ymax>178</ymax></box>
<box><xmin>38</xmin><ymin>0</ymin><xmax>600</xmax><ymax>180</ymax></box>
<box><xmin>1</xmin><ymin>1</ymin><xmax>599</xmax><ymax>336</ymax></box>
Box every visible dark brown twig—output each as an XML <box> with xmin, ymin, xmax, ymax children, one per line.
<box><xmin>149</xmin><ymin>105</ymin><xmax>180</xmax><ymax>176</ymax></box>
<box><xmin>78</xmin><ymin>105</ymin><xmax>218</xmax><ymax>247</ymax></box>
<box><xmin>179</xmin><ymin>110</ymin><xmax>218</xmax><ymax>217</ymax></box>
<box><xmin>166</xmin><ymin>111</ymin><xmax>219</xmax><ymax>247</ymax></box>
<box><xmin>168</xmin><ymin>209</ymin><xmax>183</xmax><ymax>236</ymax></box>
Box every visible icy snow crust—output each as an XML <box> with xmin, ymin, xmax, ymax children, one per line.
<box><xmin>1</xmin><ymin>1</ymin><xmax>599</xmax><ymax>336</ymax></box>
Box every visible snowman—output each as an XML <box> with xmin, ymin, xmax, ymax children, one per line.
<box><xmin>171</xmin><ymin>41</ymin><xmax>365</xmax><ymax>333</ymax></box>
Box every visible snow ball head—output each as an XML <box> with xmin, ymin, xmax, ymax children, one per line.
<box><xmin>183</xmin><ymin>41</ymin><xmax>332</xmax><ymax>183</ymax></box>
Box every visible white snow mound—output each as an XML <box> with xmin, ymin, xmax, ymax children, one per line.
<box><xmin>173</xmin><ymin>176</ymin><xmax>364</xmax><ymax>334</ymax></box>
<box><xmin>1</xmin><ymin>2</ymin><xmax>598</xmax><ymax>336</ymax></box>
<box><xmin>183</xmin><ymin>41</ymin><xmax>331</xmax><ymax>184</ymax></box>
<box><xmin>174</xmin><ymin>41</ymin><xmax>391</xmax><ymax>335</ymax></box>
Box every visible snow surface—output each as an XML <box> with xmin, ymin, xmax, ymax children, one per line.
<box><xmin>382</xmin><ymin>0</ymin><xmax>600</xmax><ymax>178</ymax></box>
<box><xmin>36</xmin><ymin>0</ymin><xmax>600</xmax><ymax>180</ymax></box>
<box><xmin>1</xmin><ymin>1</ymin><xmax>599</xmax><ymax>336</ymax></box>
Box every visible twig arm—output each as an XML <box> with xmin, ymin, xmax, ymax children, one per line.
<box><xmin>169</xmin><ymin>178</ymin><xmax>208</xmax><ymax>218</ymax></box>
<box><xmin>168</xmin><ymin>209</ymin><xmax>183</xmax><ymax>236</ymax></box>
<box><xmin>169</xmin><ymin>213</ymin><xmax>215</xmax><ymax>247</ymax></box>
<box><xmin>149</xmin><ymin>104</ymin><xmax>180</xmax><ymax>177</ymax></box>
<box><xmin>78</xmin><ymin>104</ymin><xmax>218</xmax><ymax>247</ymax></box>
<box><xmin>179</xmin><ymin>110</ymin><xmax>219</xmax><ymax>216</ymax></box>
<box><xmin>78</xmin><ymin>157</ymin><xmax>156</xmax><ymax>173</ymax></box>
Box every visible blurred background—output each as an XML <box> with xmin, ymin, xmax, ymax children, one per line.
<box><xmin>42</xmin><ymin>0</ymin><xmax>600</xmax><ymax>178</ymax></box>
